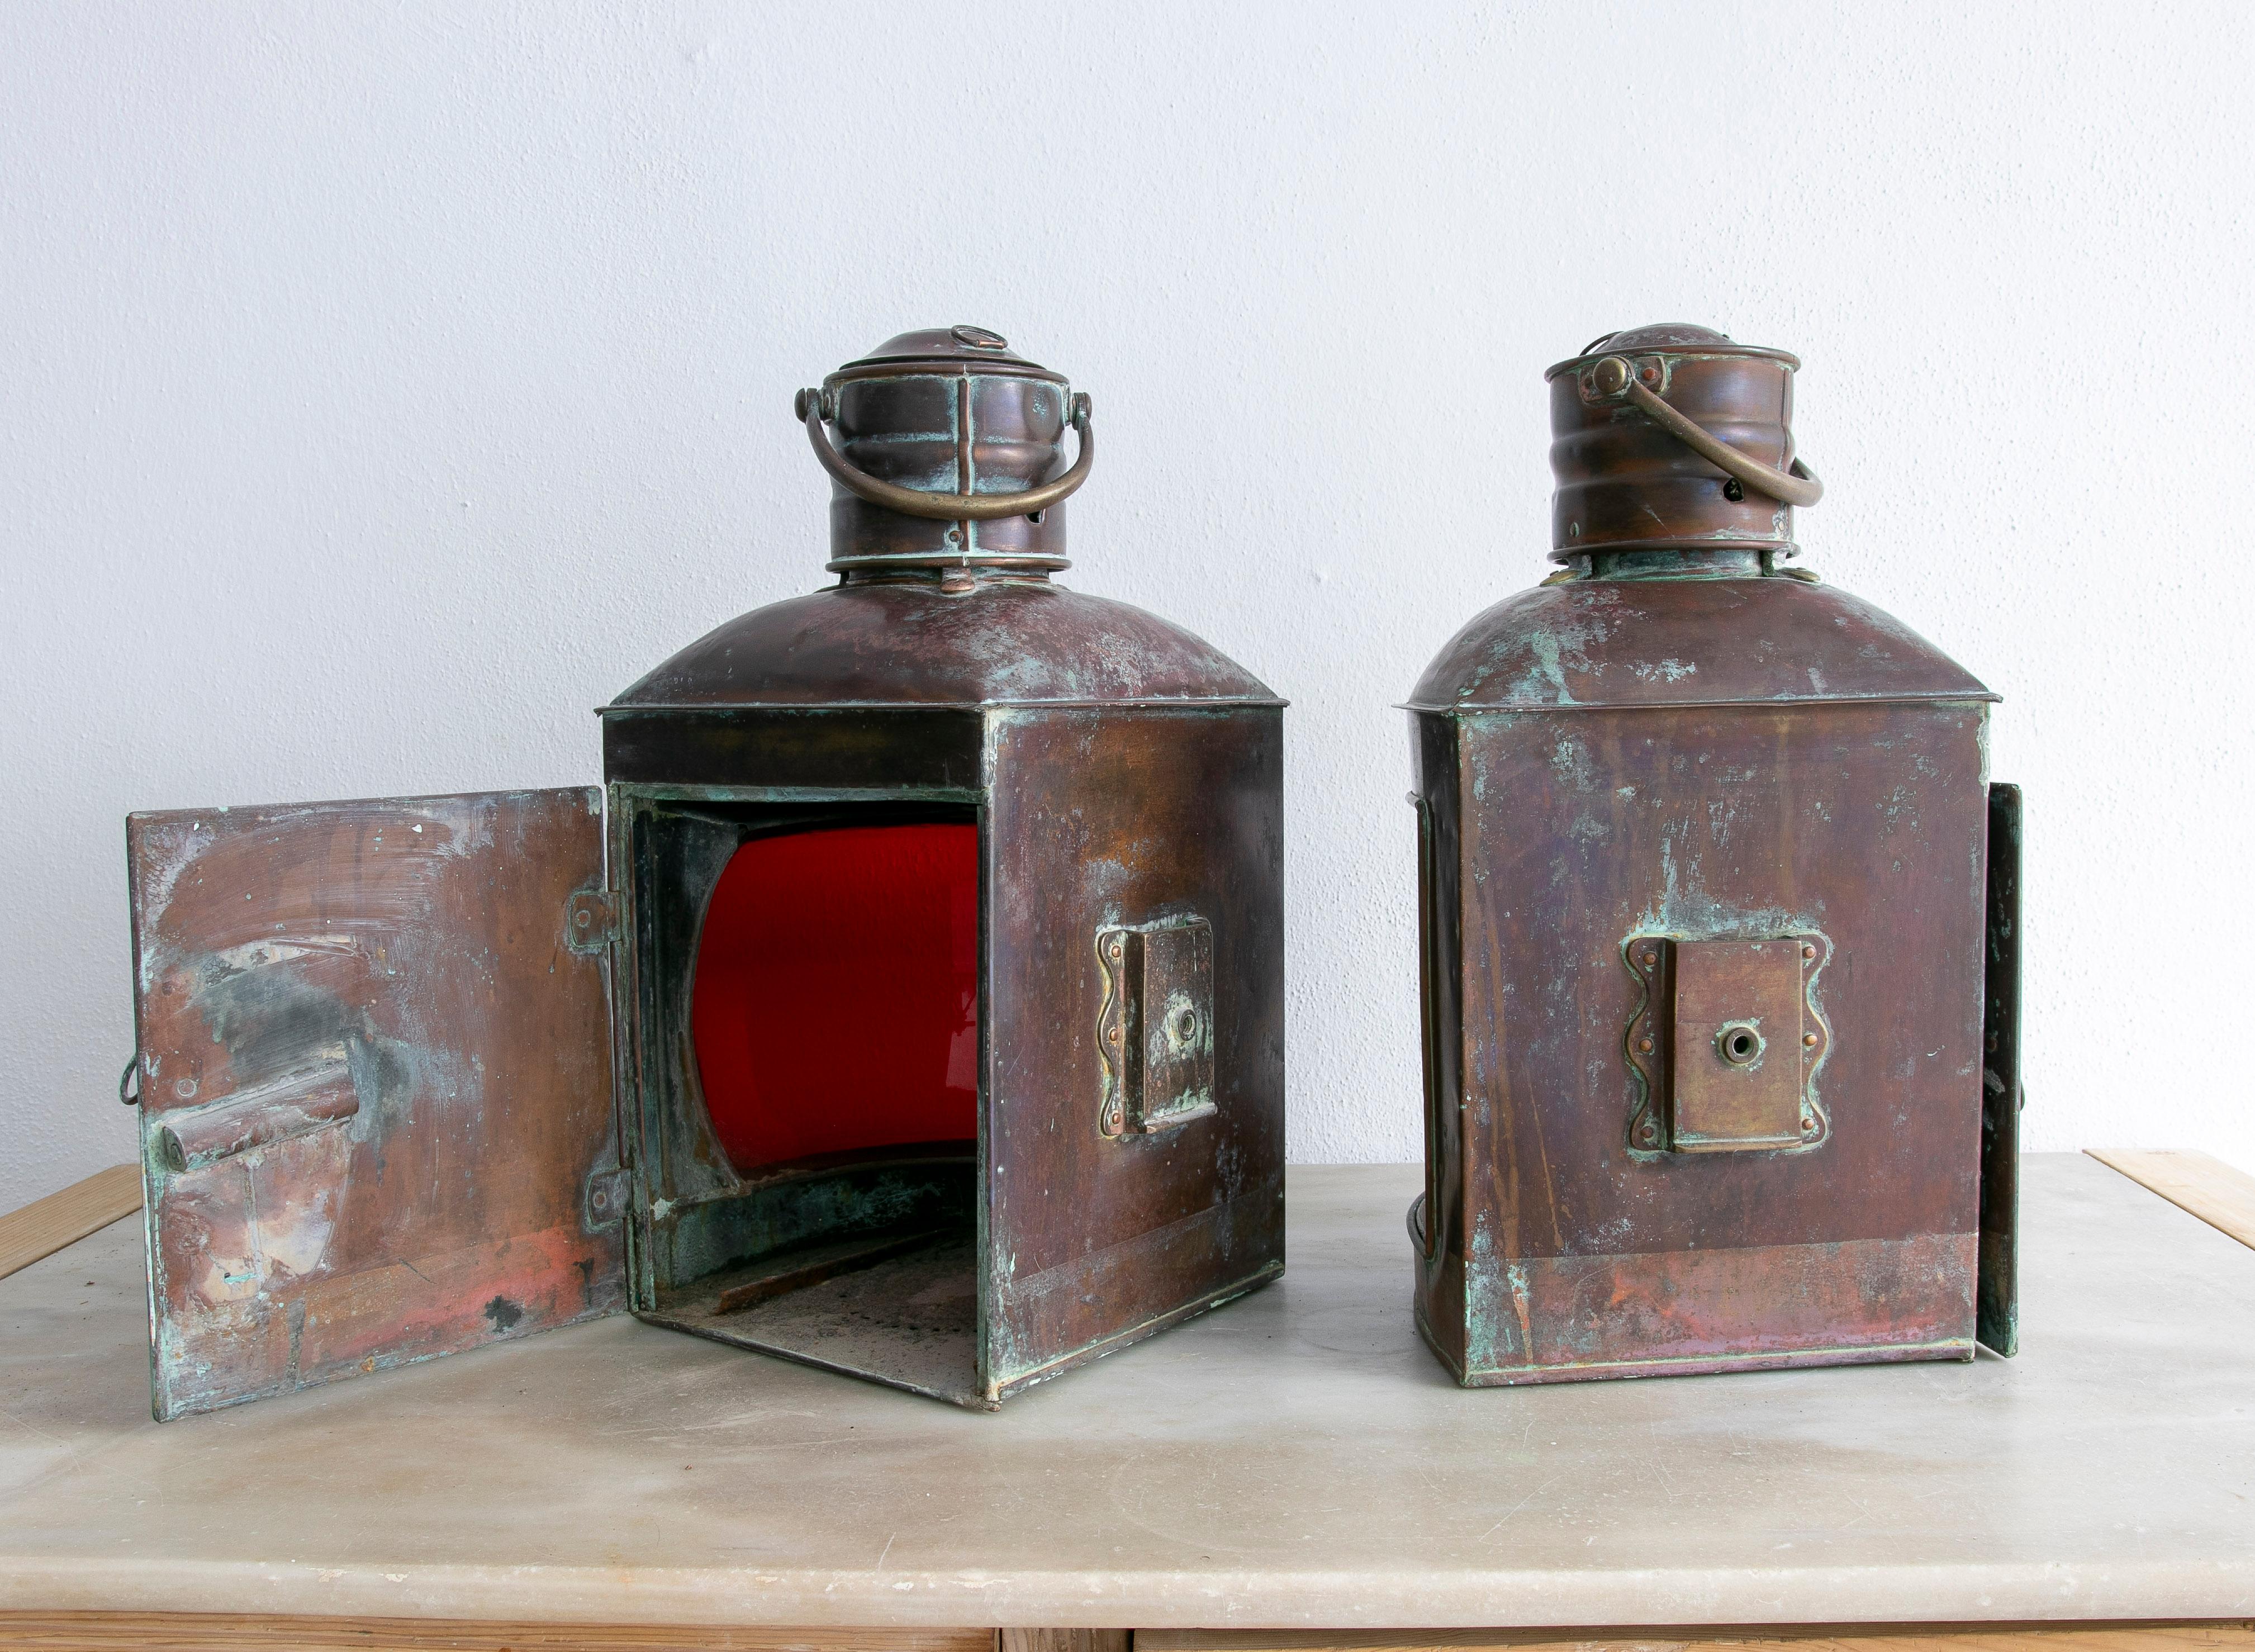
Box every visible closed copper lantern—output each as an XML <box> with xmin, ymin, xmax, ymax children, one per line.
<box><xmin>1404</xmin><ymin>324</ymin><xmax>2023</xmax><ymax>1385</ymax></box>
<box><xmin>125</xmin><ymin>327</ymin><xmax>1286</xmax><ymax>1418</ymax></box>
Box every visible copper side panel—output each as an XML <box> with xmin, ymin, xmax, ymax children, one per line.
<box><xmin>1978</xmin><ymin>781</ymin><xmax>2023</xmax><ymax>1356</ymax></box>
<box><xmin>1456</xmin><ymin>1233</ymin><xmax>1977</xmax><ymax>1384</ymax></box>
<box><xmin>1408</xmin><ymin>710</ymin><xmax>1467</xmax><ymax>1375</ymax></box>
<box><xmin>981</xmin><ymin>706</ymin><xmax>1286</xmax><ymax>1403</ymax></box>
<box><xmin>126</xmin><ymin>789</ymin><xmax>623</xmax><ymax>1420</ymax></box>
<box><xmin>1447</xmin><ymin>701</ymin><xmax>1987</xmax><ymax>1382</ymax></box>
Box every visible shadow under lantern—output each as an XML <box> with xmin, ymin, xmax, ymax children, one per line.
<box><xmin>1403</xmin><ymin>324</ymin><xmax>2023</xmax><ymax>1386</ymax></box>
<box><xmin>125</xmin><ymin>327</ymin><xmax>1286</xmax><ymax>1420</ymax></box>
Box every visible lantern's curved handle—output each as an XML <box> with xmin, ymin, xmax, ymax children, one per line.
<box><xmin>793</xmin><ymin>388</ymin><xmax>1093</xmax><ymax>521</ymax></box>
<box><xmin>1597</xmin><ymin>355</ymin><xmax>1823</xmax><ymax>508</ymax></box>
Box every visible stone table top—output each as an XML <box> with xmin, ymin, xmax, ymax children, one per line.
<box><xmin>1</xmin><ymin>1156</ymin><xmax>2249</xmax><ymax>1630</ymax></box>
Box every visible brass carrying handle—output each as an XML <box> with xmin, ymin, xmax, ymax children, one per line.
<box><xmin>794</xmin><ymin>388</ymin><xmax>1094</xmax><ymax>521</ymax></box>
<box><xmin>1596</xmin><ymin>355</ymin><xmax>1823</xmax><ymax>509</ymax></box>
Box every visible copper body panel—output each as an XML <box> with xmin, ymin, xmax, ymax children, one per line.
<box><xmin>125</xmin><ymin>790</ymin><xmax>624</xmax><ymax>1420</ymax></box>
<box><xmin>1411</xmin><ymin>691</ymin><xmax>1990</xmax><ymax>1383</ymax></box>
<box><xmin>981</xmin><ymin>708</ymin><xmax>1284</xmax><ymax>1396</ymax></box>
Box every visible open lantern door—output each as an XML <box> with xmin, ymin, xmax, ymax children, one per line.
<box><xmin>126</xmin><ymin>789</ymin><xmax>625</xmax><ymax>1420</ymax></box>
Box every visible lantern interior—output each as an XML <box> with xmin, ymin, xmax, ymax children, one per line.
<box><xmin>691</xmin><ymin>822</ymin><xmax>979</xmax><ymax>1173</ymax></box>
<box><xmin>624</xmin><ymin>796</ymin><xmax>983</xmax><ymax>1404</ymax></box>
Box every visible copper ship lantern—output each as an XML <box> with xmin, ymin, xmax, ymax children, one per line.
<box><xmin>1404</xmin><ymin>324</ymin><xmax>2022</xmax><ymax>1385</ymax></box>
<box><xmin>125</xmin><ymin>326</ymin><xmax>1286</xmax><ymax>1418</ymax></box>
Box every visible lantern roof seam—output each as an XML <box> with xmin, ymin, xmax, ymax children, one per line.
<box><xmin>1400</xmin><ymin>690</ymin><xmax>2000</xmax><ymax>714</ymax></box>
<box><xmin>598</xmin><ymin>697</ymin><xmax>1288</xmax><ymax>714</ymax></box>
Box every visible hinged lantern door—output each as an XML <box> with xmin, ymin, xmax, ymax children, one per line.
<box><xmin>126</xmin><ymin>787</ymin><xmax>624</xmax><ymax>1421</ymax></box>
<box><xmin>1978</xmin><ymin>781</ymin><xmax>2024</xmax><ymax>1357</ymax></box>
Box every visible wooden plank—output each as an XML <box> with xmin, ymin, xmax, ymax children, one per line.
<box><xmin>1000</xmin><ymin>1635</ymin><xmax>1130</xmax><ymax>1652</ymax></box>
<box><xmin>0</xmin><ymin>1164</ymin><xmax>140</xmax><ymax>1283</ymax></box>
<box><xmin>0</xmin><ymin>1614</ymin><xmax>991</xmax><ymax>1651</ymax></box>
<box><xmin>1136</xmin><ymin>1626</ymin><xmax>2255</xmax><ymax>1652</ymax></box>
<box><xmin>2089</xmin><ymin>1150</ymin><xmax>2255</xmax><ymax>1251</ymax></box>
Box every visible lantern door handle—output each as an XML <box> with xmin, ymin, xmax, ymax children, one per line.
<box><xmin>1596</xmin><ymin>356</ymin><xmax>1824</xmax><ymax>508</ymax></box>
<box><xmin>795</xmin><ymin>388</ymin><xmax>1093</xmax><ymax>521</ymax></box>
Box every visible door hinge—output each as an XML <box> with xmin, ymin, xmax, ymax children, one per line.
<box><xmin>584</xmin><ymin>1166</ymin><xmax>628</xmax><ymax>1231</ymax></box>
<box><xmin>565</xmin><ymin>888</ymin><xmax>618</xmax><ymax>954</ymax></box>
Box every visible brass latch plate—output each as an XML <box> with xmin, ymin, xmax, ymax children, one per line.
<box><xmin>1625</xmin><ymin>933</ymin><xmax>1831</xmax><ymax>1154</ymax></box>
<box><xmin>1098</xmin><ymin>918</ymin><xmax>1216</xmax><ymax>1138</ymax></box>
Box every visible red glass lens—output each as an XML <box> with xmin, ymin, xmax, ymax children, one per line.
<box><xmin>690</xmin><ymin>823</ymin><xmax>979</xmax><ymax>1175</ymax></box>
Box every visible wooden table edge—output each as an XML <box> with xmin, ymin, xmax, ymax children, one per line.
<box><xmin>0</xmin><ymin>1164</ymin><xmax>140</xmax><ymax>1284</ymax></box>
<box><xmin>1</xmin><ymin>1617</ymin><xmax>2251</xmax><ymax>1652</ymax></box>
<box><xmin>2085</xmin><ymin>1150</ymin><xmax>2255</xmax><ymax>1251</ymax></box>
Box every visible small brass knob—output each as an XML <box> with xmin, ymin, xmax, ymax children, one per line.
<box><xmin>1715</xmin><ymin>1022</ymin><xmax>1764</xmax><ymax>1067</ymax></box>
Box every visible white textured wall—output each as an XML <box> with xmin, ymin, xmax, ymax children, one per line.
<box><xmin>4</xmin><ymin>2</ymin><xmax>2251</xmax><ymax>1211</ymax></box>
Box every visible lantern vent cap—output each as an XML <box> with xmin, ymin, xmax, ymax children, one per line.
<box><xmin>1547</xmin><ymin>323</ymin><xmax>1801</xmax><ymax>380</ymax></box>
<box><xmin>831</xmin><ymin>327</ymin><xmax>1067</xmax><ymax>382</ymax></box>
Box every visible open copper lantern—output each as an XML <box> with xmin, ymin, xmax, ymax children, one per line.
<box><xmin>1404</xmin><ymin>324</ymin><xmax>2023</xmax><ymax>1384</ymax></box>
<box><xmin>125</xmin><ymin>327</ymin><xmax>1287</xmax><ymax>1418</ymax></box>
